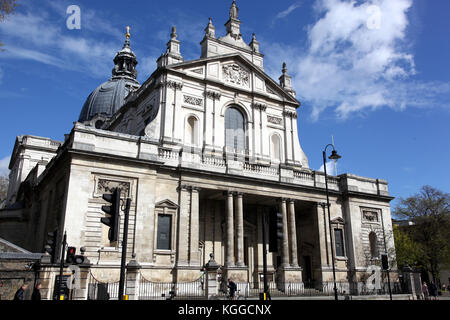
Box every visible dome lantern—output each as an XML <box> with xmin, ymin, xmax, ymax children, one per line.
<box><xmin>78</xmin><ymin>26</ymin><xmax>140</xmax><ymax>124</ymax></box>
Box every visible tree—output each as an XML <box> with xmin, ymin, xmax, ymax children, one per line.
<box><xmin>392</xmin><ymin>224</ymin><xmax>424</xmax><ymax>269</ymax></box>
<box><xmin>393</xmin><ymin>186</ymin><xmax>450</xmax><ymax>283</ymax></box>
<box><xmin>0</xmin><ymin>0</ymin><xmax>19</xmax><ymax>49</ymax></box>
<box><xmin>0</xmin><ymin>0</ymin><xmax>17</xmax><ymax>20</ymax></box>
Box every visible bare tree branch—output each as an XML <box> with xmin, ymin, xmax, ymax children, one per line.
<box><xmin>0</xmin><ymin>0</ymin><xmax>19</xmax><ymax>49</ymax></box>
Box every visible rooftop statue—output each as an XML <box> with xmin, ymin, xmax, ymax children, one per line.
<box><xmin>230</xmin><ymin>0</ymin><xmax>239</xmax><ymax>19</ymax></box>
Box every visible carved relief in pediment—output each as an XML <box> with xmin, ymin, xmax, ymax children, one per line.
<box><xmin>222</xmin><ymin>63</ymin><xmax>250</xmax><ymax>88</ymax></box>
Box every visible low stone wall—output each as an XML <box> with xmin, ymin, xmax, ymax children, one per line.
<box><xmin>0</xmin><ymin>238</ymin><xmax>43</xmax><ymax>300</ymax></box>
<box><xmin>0</xmin><ymin>254</ymin><xmax>42</xmax><ymax>300</ymax></box>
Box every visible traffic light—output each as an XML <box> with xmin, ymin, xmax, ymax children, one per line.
<box><xmin>44</xmin><ymin>230</ymin><xmax>58</xmax><ymax>263</ymax></box>
<box><xmin>101</xmin><ymin>188</ymin><xmax>120</xmax><ymax>242</ymax></box>
<box><xmin>66</xmin><ymin>246</ymin><xmax>85</xmax><ymax>265</ymax></box>
<box><xmin>74</xmin><ymin>255</ymin><xmax>85</xmax><ymax>265</ymax></box>
<box><xmin>66</xmin><ymin>247</ymin><xmax>76</xmax><ymax>264</ymax></box>
<box><xmin>381</xmin><ymin>254</ymin><xmax>389</xmax><ymax>270</ymax></box>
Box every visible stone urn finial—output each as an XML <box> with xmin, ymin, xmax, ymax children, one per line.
<box><xmin>206</xmin><ymin>253</ymin><xmax>219</xmax><ymax>269</ymax></box>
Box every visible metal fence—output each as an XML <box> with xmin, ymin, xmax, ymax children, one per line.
<box><xmin>139</xmin><ymin>274</ymin><xmax>205</xmax><ymax>300</ymax></box>
<box><xmin>350</xmin><ymin>281</ymin><xmax>405</xmax><ymax>296</ymax></box>
<box><xmin>217</xmin><ymin>280</ymin><xmax>407</xmax><ymax>299</ymax></box>
<box><xmin>87</xmin><ymin>271</ymin><xmax>407</xmax><ymax>300</ymax></box>
<box><xmin>87</xmin><ymin>272</ymin><xmax>121</xmax><ymax>300</ymax></box>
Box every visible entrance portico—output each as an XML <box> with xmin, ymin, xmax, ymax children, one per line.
<box><xmin>175</xmin><ymin>183</ymin><xmax>329</xmax><ymax>287</ymax></box>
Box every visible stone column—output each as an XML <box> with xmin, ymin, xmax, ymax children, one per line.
<box><xmin>213</xmin><ymin>201</ymin><xmax>222</xmax><ymax>264</ymax></box>
<box><xmin>235</xmin><ymin>192</ymin><xmax>245</xmax><ymax>267</ymax></box>
<box><xmin>316</xmin><ymin>202</ymin><xmax>331</xmax><ymax>267</ymax></box>
<box><xmin>255</xmin><ymin>206</ymin><xmax>263</xmax><ymax>286</ymax></box>
<box><xmin>277</xmin><ymin>198</ymin><xmax>303</xmax><ymax>291</ymax></box>
<box><xmin>176</xmin><ymin>185</ymin><xmax>203</xmax><ymax>282</ymax></box>
<box><xmin>279</xmin><ymin>198</ymin><xmax>289</xmax><ymax>268</ymax></box>
<box><xmin>190</xmin><ymin>187</ymin><xmax>200</xmax><ymax>266</ymax></box>
<box><xmin>225</xmin><ymin>191</ymin><xmax>235</xmax><ymax>267</ymax></box>
<box><xmin>288</xmin><ymin>199</ymin><xmax>299</xmax><ymax>267</ymax></box>
<box><xmin>177</xmin><ymin>185</ymin><xmax>191</xmax><ymax>266</ymax></box>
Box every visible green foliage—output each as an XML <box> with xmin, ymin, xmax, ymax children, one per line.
<box><xmin>393</xmin><ymin>225</ymin><xmax>424</xmax><ymax>269</ymax></box>
<box><xmin>393</xmin><ymin>186</ymin><xmax>450</xmax><ymax>282</ymax></box>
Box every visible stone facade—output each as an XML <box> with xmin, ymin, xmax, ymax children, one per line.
<box><xmin>0</xmin><ymin>1</ymin><xmax>397</xmax><ymax>298</ymax></box>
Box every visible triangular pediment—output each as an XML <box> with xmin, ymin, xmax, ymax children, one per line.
<box><xmin>155</xmin><ymin>199</ymin><xmax>179</xmax><ymax>209</ymax></box>
<box><xmin>331</xmin><ymin>217</ymin><xmax>345</xmax><ymax>224</ymax></box>
<box><xmin>167</xmin><ymin>53</ymin><xmax>300</xmax><ymax>105</ymax></box>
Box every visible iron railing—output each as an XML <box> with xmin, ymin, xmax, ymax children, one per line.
<box><xmin>87</xmin><ymin>271</ymin><xmax>407</xmax><ymax>300</ymax></box>
<box><xmin>218</xmin><ymin>281</ymin><xmax>407</xmax><ymax>298</ymax></box>
<box><xmin>350</xmin><ymin>281</ymin><xmax>405</xmax><ymax>296</ymax></box>
<box><xmin>139</xmin><ymin>274</ymin><xmax>205</xmax><ymax>300</ymax></box>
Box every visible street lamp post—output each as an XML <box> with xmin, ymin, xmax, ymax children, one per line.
<box><xmin>322</xmin><ymin>144</ymin><xmax>341</xmax><ymax>301</ymax></box>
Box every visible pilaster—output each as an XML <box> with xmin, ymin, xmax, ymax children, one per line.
<box><xmin>189</xmin><ymin>187</ymin><xmax>200</xmax><ymax>266</ymax></box>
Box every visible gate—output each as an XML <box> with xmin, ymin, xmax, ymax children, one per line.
<box><xmin>87</xmin><ymin>272</ymin><xmax>121</xmax><ymax>300</ymax></box>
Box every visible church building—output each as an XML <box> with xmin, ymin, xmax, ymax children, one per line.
<box><xmin>0</xmin><ymin>1</ymin><xmax>397</xmax><ymax>296</ymax></box>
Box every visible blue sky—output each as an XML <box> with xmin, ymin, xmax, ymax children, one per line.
<box><xmin>0</xmin><ymin>0</ymin><xmax>449</xmax><ymax>209</ymax></box>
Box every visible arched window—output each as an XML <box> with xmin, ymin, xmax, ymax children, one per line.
<box><xmin>369</xmin><ymin>232</ymin><xmax>378</xmax><ymax>258</ymax></box>
<box><xmin>185</xmin><ymin>116</ymin><xmax>198</xmax><ymax>146</ymax></box>
<box><xmin>270</xmin><ymin>134</ymin><xmax>282</xmax><ymax>162</ymax></box>
<box><xmin>225</xmin><ymin>106</ymin><xmax>245</xmax><ymax>151</ymax></box>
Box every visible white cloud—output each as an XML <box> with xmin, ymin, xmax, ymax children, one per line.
<box><xmin>0</xmin><ymin>8</ymin><xmax>120</xmax><ymax>78</ymax></box>
<box><xmin>275</xmin><ymin>2</ymin><xmax>303</xmax><ymax>20</ymax></box>
<box><xmin>265</xmin><ymin>0</ymin><xmax>450</xmax><ymax>120</ymax></box>
<box><xmin>0</xmin><ymin>4</ymin><xmax>206</xmax><ymax>79</ymax></box>
<box><xmin>45</xmin><ymin>0</ymin><xmax>123</xmax><ymax>40</ymax></box>
<box><xmin>2</xmin><ymin>46</ymin><xmax>66</xmax><ymax>68</ymax></box>
<box><xmin>0</xmin><ymin>156</ymin><xmax>10</xmax><ymax>176</ymax></box>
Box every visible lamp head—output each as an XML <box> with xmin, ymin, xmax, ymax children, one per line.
<box><xmin>329</xmin><ymin>150</ymin><xmax>342</xmax><ymax>160</ymax></box>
